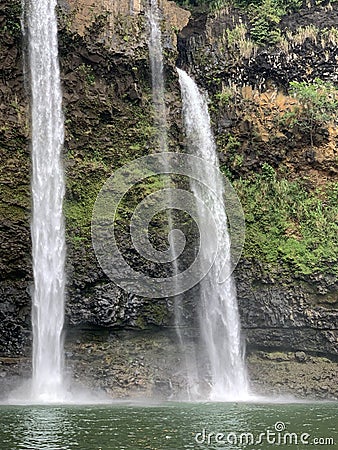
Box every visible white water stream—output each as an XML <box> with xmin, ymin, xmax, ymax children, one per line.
<box><xmin>178</xmin><ymin>69</ymin><xmax>249</xmax><ymax>400</ymax></box>
<box><xmin>28</xmin><ymin>0</ymin><xmax>66</xmax><ymax>401</ymax></box>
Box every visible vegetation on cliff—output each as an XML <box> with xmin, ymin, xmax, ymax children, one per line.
<box><xmin>214</xmin><ymin>80</ymin><xmax>338</xmax><ymax>276</ymax></box>
<box><xmin>177</xmin><ymin>1</ymin><xmax>338</xmax><ymax>281</ymax></box>
<box><xmin>0</xmin><ymin>0</ymin><xmax>337</xmax><ymax>360</ymax></box>
<box><xmin>175</xmin><ymin>0</ymin><xmax>338</xmax><ymax>45</ymax></box>
<box><xmin>235</xmin><ymin>172</ymin><xmax>338</xmax><ymax>275</ymax></box>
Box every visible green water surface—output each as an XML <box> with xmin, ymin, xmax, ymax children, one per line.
<box><xmin>0</xmin><ymin>402</ymin><xmax>336</xmax><ymax>450</ymax></box>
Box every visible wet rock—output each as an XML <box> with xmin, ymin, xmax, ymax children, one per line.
<box><xmin>295</xmin><ymin>351</ymin><xmax>307</xmax><ymax>363</ymax></box>
<box><xmin>235</xmin><ymin>259</ymin><xmax>338</xmax><ymax>357</ymax></box>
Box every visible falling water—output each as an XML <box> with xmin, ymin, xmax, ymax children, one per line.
<box><xmin>146</xmin><ymin>0</ymin><xmax>168</xmax><ymax>153</ymax></box>
<box><xmin>146</xmin><ymin>1</ymin><xmax>200</xmax><ymax>397</ymax></box>
<box><xmin>177</xmin><ymin>69</ymin><xmax>249</xmax><ymax>401</ymax></box>
<box><xmin>27</xmin><ymin>0</ymin><xmax>66</xmax><ymax>401</ymax></box>
<box><xmin>146</xmin><ymin>0</ymin><xmax>179</xmax><ymax>317</ymax></box>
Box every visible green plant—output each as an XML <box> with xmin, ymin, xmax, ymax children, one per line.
<box><xmin>210</xmin><ymin>0</ymin><xmax>229</xmax><ymax>10</ymax></box>
<box><xmin>216</xmin><ymin>88</ymin><xmax>233</xmax><ymax>105</ymax></box>
<box><xmin>286</xmin><ymin>24</ymin><xmax>319</xmax><ymax>47</ymax></box>
<box><xmin>233</xmin><ymin>154</ymin><xmax>244</xmax><ymax>168</ymax></box>
<box><xmin>325</xmin><ymin>27</ymin><xmax>338</xmax><ymax>46</ymax></box>
<box><xmin>226</xmin><ymin>24</ymin><xmax>257</xmax><ymax>59</ymax></box>
<box><xmin>219</xmin><ymin>0</ymin><xmax>305</xmax><ymax>47</ymax></box>
<box><xmin>225</xmin><ymin>135</ymin><xmax>241</xmax><ymax>153</ymax></box>
<box><xmin>248</xmin><ymin>0</ymin><xmax>285</xmax><ymax>45</ymax></box>
<box><xmin>76</xmin><ymin>63</ymin><xmax>95</xmax><ymax>86</ymax></box>
<box><xmin>284</xmin><ymin>78</ymin><xmax>338</xmax><ymax>146</ymax></box>
<box><xmin>1</xmin><ymin>1</ymin><xmax>21</xmax><ymax>37</ymax></box>
<box><xmin>261</xmin><ymin>162</ymin><xmax>276</xmax><ymax>182</ymax></box>
<box><xmin>220</xmin><ymin>164</ymin><xmax>233</xmax><ymax>180</ymax></box>
<box><xmin>234</xmin><ymin>175</ymin><xmax>338</xmax><ymax>275</ymax></box>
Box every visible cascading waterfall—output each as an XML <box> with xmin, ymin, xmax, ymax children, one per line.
<box><xmin>27</xmin><ymin>0</ymin><xmax>66</xmax><ymax>401</ymax></box>
<box><xmin>177</xmin><ymin>69</ymin><xmax>249</xmax><ymax>401</ymax></box>
<box><xmin>146</xmin><ymin>1</ymin><xmax>200</xmax><ymax>397</ymax></box>
<box><xmin>146</xmin><ymin>1</ymin><xmax>179</xmax><ymax>311</ymax></box>
<box><xmin>147</xmin><ymin>0</ymin><xmax>168</xmax><ymax>153</ymax></box>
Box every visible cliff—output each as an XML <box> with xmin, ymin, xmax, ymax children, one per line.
<box><xmin>0</xmin><ymin>0</ymin><xmax>337</xmax><ymax>398</ymax></box>
<box><xmin>0</xmin><ymin>0</ymin><xmax>190</xmax><ymax>355</ymax></box>
<box><xmin>178</xmin><ymin>2</ymin><xmax>338</xmax><ymax>358</ymax></box>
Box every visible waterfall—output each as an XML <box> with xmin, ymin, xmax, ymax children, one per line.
<box><xmin>146</xmin><ymin>0</ymin><xmax>248</xmax><ymax>400</ymax></box>
<box><xmin>146</xmin><ymin>1</ymin><xmax>178</xmax><ymax>303</ymax></box>
<box><xmin>27</xmin><ymin>0</ymin><xmax>66</xmax><ymax>401</ymax></box>
<box><xmin>147</xmin><ymin>0</ymin><xmax>168</xmax><ymax>153</ymax></box>
<box><xmin>177</xmin><ymin>69</ymin><xmax>249</xmax><ymax>401</ymax></box>
<box><xmin>146</xmin><ymin>1</ymin><xmax>201</xmax><ymax>397</ymax></box>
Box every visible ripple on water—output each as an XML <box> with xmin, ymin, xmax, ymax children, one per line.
<box><xmin>0</xmin><ymin>401</ymin><xmax>336</xmax><ymax>450</ymax></box>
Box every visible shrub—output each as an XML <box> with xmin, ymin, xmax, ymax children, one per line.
<box><xmin>284</xmin><ymin>78</ymin><xmax>338</xmax><ymax>146</ymax></box>
<box><xmin>234</xmin><ymin>174</ymin><xmax>338</xmax><ymax>275</ymax></box>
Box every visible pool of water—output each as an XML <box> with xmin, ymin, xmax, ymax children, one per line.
<box><xmin>0</xmin><ymin>401</ymin><xmax>336</xmax><ymax>449</ymax></box>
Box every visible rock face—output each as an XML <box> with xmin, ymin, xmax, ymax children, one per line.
<box><xmin>236</xmin><ymin>259</ymin><xmax>338</xmax><ymax>358</ymax></box>
<box><xmin>177</xmin><ymin>3</ymin><xmax>338</xmax><ymax>359</ymax></box>
<box><xmin>0</xmin><ymin>0</ymin><xmax>188</xmax><ymax>356</ymax></box>
<box><xmin>65</xmin><ymin>0</ymin><xmax>190</xmax><ymax>43</ymax></box>
<box><xmin>178</xmin><ymin>4</ymin><xmax>338</xmax><ymax>89</ymax></box>
<box><xmin>0</xmin><ymin>0</ymin><xmax>337</xmax><ymax>398</ymax></box>
<box><xmin>0</xmin><ymin>0</ymin><xmax>31</xmax><ymax>356</ymax></box>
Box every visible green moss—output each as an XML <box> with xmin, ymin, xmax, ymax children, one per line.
<box><xmin>75</xmin><ymin>64</ymin><xmax>96</xmax><ymax>86</ymax></box>
<box><xmin>0</xmin><ymin>204</ymin><xmax>28</xmax><ymax>222</ymax></box>
<box><xmin>234</xmin><ymin>173</ymin><xmax>338</xmax><ymax>275</ymax></box>
<box><xmin>135</xmin><ymin>316</ymin><xmax>146</xmax><ymax>330</ymax></box>
<box><xmin>63</xmin><ymin>86</ymin><xmax>158</xmax><ymax>250</ymax></box>
<box><xmin>137</xmin><ymin>302</ymin><xmax>170</xmax><ymax>328</ymax></box>
<box><xmin>64</xmin><ymin>163</ymin><xmax>106</xmax><ymax>239</ymax></box>
<box><xmin>0</xmin><ymin>142</ymin><xmax>30</xmax><ymax>222</ymax></box>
